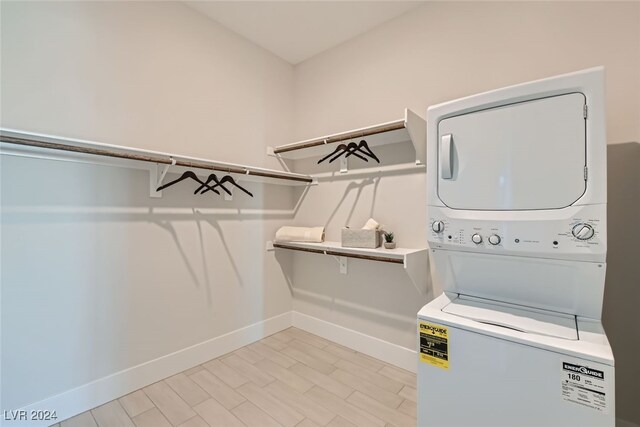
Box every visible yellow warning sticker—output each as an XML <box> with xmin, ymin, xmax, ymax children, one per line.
<box><xmin>419</xmin><ymin>321</ymin><xmax>449</xmax><ymax>370</ymax></box>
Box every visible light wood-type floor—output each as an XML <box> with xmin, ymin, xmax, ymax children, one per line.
<box><xmin>54</xmin><ymin>327</ymin><xmax>417</xmax><ymax>427</ymax></box>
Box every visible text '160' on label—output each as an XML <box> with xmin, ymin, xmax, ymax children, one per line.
<box><xmin>419</xmin><ymin>321</ymin><xmax>449</xmax><ymax>370</ymax></box>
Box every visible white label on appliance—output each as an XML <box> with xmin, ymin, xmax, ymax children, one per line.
<box><xmin>561</xmin><ymin>361</ymin><xmax>608</xmax><ymax>413</ymax></box>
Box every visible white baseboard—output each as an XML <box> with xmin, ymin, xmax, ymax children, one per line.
<box><xmin>6</xmin><ymin>312</ymin><xmax>292</xmax><ymax>427</ymax></box>
<box><xmin>617</xmin><ymin>417</ymin><xmax>640</xmax><ymax>427</ymax></box>
<box><xmin>291</xmin><ymin>311</ymin><xmax>417</xmax><ymax>373</ymax></box>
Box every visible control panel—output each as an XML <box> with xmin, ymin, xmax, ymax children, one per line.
<box><xmin>427</xmin><ymin>204</ymin><xmax>606</xmax><ymax>262</ymax></box>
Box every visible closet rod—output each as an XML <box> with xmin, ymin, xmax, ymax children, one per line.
<box><xmin>273</xmin><ymin>120</ymin><xmax>405</xmax><ymax>154</ymax></box>
<box><xmin>272</xmin><ymin>243</ymin><xmax>404</xmax><ymax>264</ymax></box>
<box><xmin>0</xmin><ymin>134</ymin><xmax>313</xmax><ymax>183</ymax></box>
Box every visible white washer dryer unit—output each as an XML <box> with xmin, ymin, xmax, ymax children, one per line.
<box><xmin>418</xmin><ymin>67</ymin><xmax>614</xmax><ymax>427</ymax></box>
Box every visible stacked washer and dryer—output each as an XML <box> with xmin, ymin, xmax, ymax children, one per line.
<box><xmin>418</xmin><ymin>68</ymin><xmax>614</xmax><ymax>426</ymax></box>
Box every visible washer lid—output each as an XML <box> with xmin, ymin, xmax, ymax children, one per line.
<box><xmin>442</xmin><ymin>295</ymin><xmax>578</xmax><ymax>340</ymax></box>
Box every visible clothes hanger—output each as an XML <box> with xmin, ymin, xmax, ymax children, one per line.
<box><xmin>193</xmin><ymin>173</ymin><xmax>230</xmax><ymax>195</ymax></box>
<box><xmin>317</xmin><ymin>143</ymin><xmax>347</xmax><ymax>164</ymax></box>
<box><xmin>157</xmin><ymin>171</ymin><xmax>213</xmax><ymax>192</ymax></box>
<box><xmin>356</xmin><ymin>139</ymin><xmax>380</xmax><ymax>163</ymax></box>
<box><xmin>329</xmin><ymin>141</ymin><xmax>368</xmax><ymax>163</ymax></box>
<box><xmin>335</xmin><ymin>140</ymin><xmax>380</xmax><ymax>163</ymax></box>
<box><xmin>200</xmin><ymin>175</ymin><xmax>254</xmax><ymax>197</ymax></box>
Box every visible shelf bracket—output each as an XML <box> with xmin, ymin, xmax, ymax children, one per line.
<box><xmin>150</xmin><ymin>157</ymin><xmax>176</xmax><ymax>198</ymax></box>
<box><xmin>332</xmin><ymin>255</ymin><xmax>348</xmax><ymax>274</ymax></box>
<box><xmin>340</xmin><ymin>156</ymin><xmax>348</xmax><ymax>173</ymax></box>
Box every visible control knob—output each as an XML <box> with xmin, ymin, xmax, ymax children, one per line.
<box><xmin>572</xmin><ymin>223</ymin><xmax>595</xmax><ymax>240</ymax></box>
<box><xmin>471</xmin><ymin>233</ymin><xmax>483</xmax><ymax>244</ymax></box>
<box><xmin>432</xmin><ymin>221</ymin><xmax>445</xmax><ymax>233</ymax></box>
<box><xmin>488</xmin><ymin>234</ymin><xmax>501</xmax><ymax>245</ymax></box>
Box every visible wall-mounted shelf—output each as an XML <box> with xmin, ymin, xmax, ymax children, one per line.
<box><xmin>1</xmin><ymin>128</ymin><xmax>314</xmax><ymax>197</ymax></box>
<box><xmin>267</xmin><ymin>240</ymin><xmax>428</xmax><ymax>293</ymax></box>
<box><xmin>267</xmin><ymin>109</ymin><xmax>426</xmax><ymax>165</ymax></box>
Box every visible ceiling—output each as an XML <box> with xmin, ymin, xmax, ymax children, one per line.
<box><xmin>184</xmin><ymin>1</ymin><xmax>423</xmax><ymax>64</ymax></box>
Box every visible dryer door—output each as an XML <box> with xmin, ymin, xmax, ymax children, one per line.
<box><xmin>438</xmin><ymin>93</ymin><xmax>586</xmax><ymax>210</ymax></box>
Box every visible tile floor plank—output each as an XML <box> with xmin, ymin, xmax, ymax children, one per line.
<box><xmin>165</xmin><ymin>373</ymin><xmax>210</xmax><ymax>407</ymax></box>
<box><xmin>91</xmin><ymin>400</ymin><xmax>135</xmax><ymax>427</ymax></box>
<box><xmin>237</xmin><ymin>382</ymin><xmax>305</xmax><ymax>427</ymax></box>
<box><xmin>202</xmin><ymin>358</ymin><xmax>248</xmax><ymax>389</ymax></box>
<box><xmin>192</xmin><ymin>398</ymin><xmax>244</xmax><ymax>427</ymax></box>
<box><xmin>262</xmin><ymin>335</ymin><xmax>290</xmax><ymax>351</ymax></box>
<box><xmin>377</xmin><ymin>365</ymin><xmax>416</xmax><ymax>389</ymax></box>
<box><xmin>119</xmin><ymin>390</ymin><xmax>155</xmax><ymax>418</ymax></box>
<box><xmin>323</xmin><ymin>344</ymin><xmax>385</xmax><ymax>373</ymax></box>
<box><xmin>221</xmin><ymin>353</ymin><xmax>275</xmax><ymax>387</ymax></box>
<box><xmin>254</xmin><ymin>358</ymin><xmax>314</xmax><ymax>393</ymax></box>
<box><xmin>397</xmin><ymin>399</ymin><xmax>416</xmax><ymax>419</ymax></box>
<box><xmin>249</xmin><ymin>341</ymin><xmax>297</xmax><ymax>368</ymax></box>
<box><xmin>189</xmin><ymin>369</ymin><xmax>246</xmax><ymax>410</ymax></box>
<box><xmin>231</xmin><ymin>401</ymin><xmax>283</xmax><ymax>427</ymax></box>
<box><xmin>290</xmin><ymin>364</ymin><xmax>353</xmax><ymax>399</ymax></box>
<box><xmin>304</xmin><ymin>386</ymin><xmax>385</xmax><ymax>427</ymax></box>
<box><xmin>296</xmin><ymin>419</ymin><xmax>322</xmax><ymax>427</ymax></box>
<box><xmin>398</xmin><ymin>386</ymin><xmax>416</xmax><ymax>403</ymax></box>
<box><xmin>143</xmin><ymin>381</ymin><xmax>196</xmax><ymax>426</ymax></box>
<box><xmin>282</xmin><ymin>347</ymin><xmax>336</xmax><ymax>375</ymax></box>
<box><xmin>346</xmin><ymin>391</ymin><xmax>415</xmax><ymax>427</ymax></box>
<box><xmin>265</xmin><ymin>380</ymin><xmax>336</xmax><ymax>426</ymax></box>
<box><xmin>182</xmin><ymin>365</ymin><xmax>205</xmax><ymax>377</ymax></box>
<box><xmin>132</xmin><ymin>408</ymin><xmax>172</xmax><ymax>427</ymax></box>
<box><xmin>323</xmin><ymin>343</ymin><xmax>355</xmax><ymax>357</ymax></box>
<box><xmin>326</xmin><ymin>415</ymin><xmax>358</xmax><ymax>427</ymax></box>
<box><xmin>334</xmin><ymin>359</ymin><xmax>403</xmax><ymax>394</ymax></box>
<box><xmin>287</xmin><ymin>339</ymin><xmax>340</xmax><ymax>365</ymax></box>
<box><xmin>271</xmin><ymin>330</ymin><xmax>295</xmax><ymax>344</ymax></box>
<box><xmin>329</xmin><ymin>369</ymin><xmax>403</xmax><ymax>409</ymax></box>
<box><xmin>177</xmin><ymin>416</ymin><xmax>209</xmax><ymax>427</ymax></box>
<box><xmin>282</xmin><ymin>329</ymin><xmax>330</xmax><ymax>349</ymax></box>
<box><xmin>61</xmin><ymin>411</ymin><xmax>98</xmax><ymax>427</ymax></box>
<box><xmin>234</xmin><ymin>345</ymin><xmax>265</xmax><ymax>364</ymax></box>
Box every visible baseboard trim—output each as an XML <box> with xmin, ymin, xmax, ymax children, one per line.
<box><xmin>7</xmin><ymin>312</ymin><xmax>292</xmax><ymax>427</ymax></box>
<box><xmin>291</xmin><ymin>311</ymin><xmax>417</xmax><ymax>373</ymax></box>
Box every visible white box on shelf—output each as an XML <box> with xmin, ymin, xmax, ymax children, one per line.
<box><xmin>341</xmin><ymin>228</ymin><xmax>381</xmax><ymax>249</ymax></box>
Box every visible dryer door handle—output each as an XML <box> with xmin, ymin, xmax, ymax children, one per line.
<box><xmin>441</xmin><ymin>134</ymin><xmax>453</xmax><ymax>179</ymax></box>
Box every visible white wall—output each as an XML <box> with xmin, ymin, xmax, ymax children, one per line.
<box><xmin>293</xmin><ymin>2</ymin><xmax>639</xmax><ymax>144</ymax></box>
<box><xmin>1</xmin><ymin>1</ymin><xmax>295</xmax><ymax>413</ymax></box>
<box><xmin>290</xmin><ymin>1</ymin><xmax>640</xmax><ymax>424</ymax></box>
